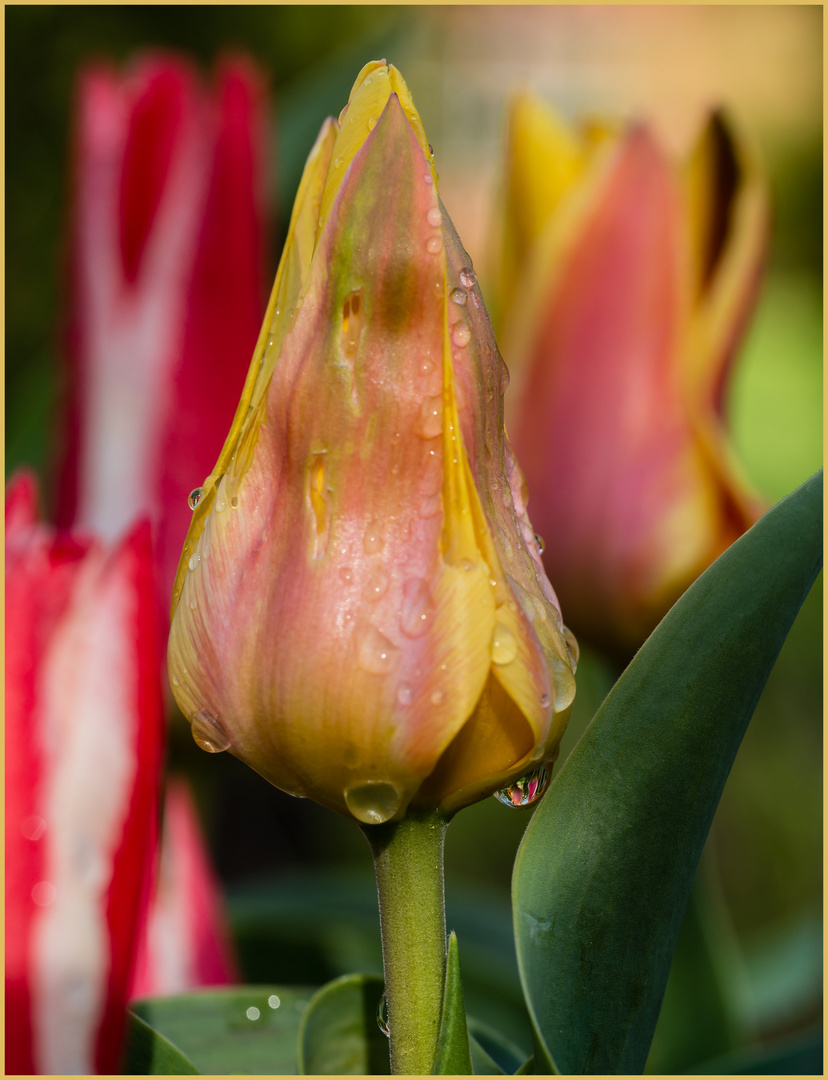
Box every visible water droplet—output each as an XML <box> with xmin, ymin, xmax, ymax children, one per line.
<box><xmin>344</xmin><ymin>780</ymin><xmax>403</xmax><ymax>824</ymax></box>
<box><xmin>415</xmin><ymin>395</ymin><xmax>443</xmax><ymax>439</ymax></box>
<box><xmin>338</xmin><ymin>103</ymin><xmax>350</xmax><ymax>124</ymax></box>
<box><xmin>425</xmin><ymin>236</ymin><xmax>442</xmax><ymax>255</ymax></box>
<box><xmin>534</xmin><ymin>533</ymin><xmax>546</xmax><ymax>555</ymax></box>
<box><xmin>339</xmin><ymin>566</ymin><xmax>353</xmax><ymax>584</ymax></box>
<box><xmin>215</xmin><ymin>496</ymin><xmax>227</xmax><ymax>513</ymax></box>
<box><xmin>540</xmin><ymin>692</ymin><xmax>551</xmax><ymax>709</ymax></box>
<box><xmin>363</xmin><ymin>75</ymin><xmax>373</xmax><ymax>86</ymax></box>
<box><xmin>364</xmin><ymin>528</ymin><xmax>385</xmax><ymax>554</ymax></box>
<box><xmin>246</xmin><ymin>1006</ymin><xmax>260</xmax><ymax>1021</ymax></box>
<box><xmin>450</xmin><ymin>288</ymin><xmax>467</xmax><ymax>305</ymax></box>
<box><xmin>494</xmin><ymin>764</ymin><xmax>551</xmax><ymax>808</ymax></box>
<box><xmin>188</xmin><ymin>552</ymin><xmax>201</xmax><ymax>572</ymax></box>
<box><xmin>191</xmin><ymin>709</ymin><xmax>231</xmax><ymax>753</ymax></box>
<box><xmin>492</xmin><ymin>623</ymin><xmax>518</xmax><ymax>665</ymax></box>
<box><xmin>459</xmin><ymin>267</ymin><xmax>477</xmax><ymax>289</ymax></box>
<box><xmin>377</xmin><ymin>990</ymin><xmax>390</xmax><ymax>1036</ymax></box>
<box><xmin>357</xmin><ymin>625</ymin><xmax>400</xmax><ymax>674</ymax></box>
<box><xmin>564</xmin><ymin>627</ymin><xmax>579</xmax><ymax>673</ymax></box>
<box><xmin>423</xmin><ymin>172</ymin><xmax>433</xmax><ymax>184</ymax></box>
<box><xmin>188</xmin><ymin>487</ymin><xmax>204</xmax><ymax>510</ymax></box>
<box><xmin>21</xmin><ymin>815</ymin><xmax>46</xmax><ymax>841</ymax></box>
<box><xmin>431</xmin><ymin>689</ymin><xmax>445</xmax><ymax>705</ymax></box>
<box><xmin>426</xmin><ymin>207</ymin><xmax>442</xmax><ymax>227</ymax></box>
<box><xmin>396</xmin><ymin>682</ymin><xmax>413</xmax><ymax>706</ymax></box>
<box><xmin>365</xmin><ymin>565</ymin><xmax>390</xmax><ymax>602</ymax></box>
<box><xmin>368</xmin><ymin>116</ymin><xmax>377</xmax><ymax>131</ymax></box>
<box><xmin>31</xmin><ymin>881</ymin><xmax>56</xmax><ymax>907</ymax></box>
<box><xmin>334</xmin><ymin>156</ymin><xmax>344</xmax><ymax>168</ymax></box>
<box><xmin>400</xmin><ymin>578</ymin><xmax>436</xmax><ymax>637</ymax></box>
<box><xmin>189</xmin><ymin>598</ymin><xmax>198</xmax><ymax>610</ymax></box>
<box><xmin>452</xmin><ymin>324</ymin><xmax>471</xmax><ymax>348</ymax></box>
<box><xmin>460</xmin><ymin>557</ymin><xmax>476</xmax><ymax>572</ymax></box>
<box><xmin>268</xmin><ymin>995</ymin><xmax>281</xmax><ymax>1009</ymax></box>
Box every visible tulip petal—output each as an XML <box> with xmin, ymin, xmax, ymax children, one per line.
<box><xmin>169</xmin><ymin>95</ymin><xmax>497</xmax><ymax>820</ymax></box>
<box><xmin>508</xmin><ymin>126</ymin><xmax>733</xmax><ymax>647</ymax></box>
<box><xmin>5</xmin><ymin>495</ymin><xmax>163</xmax><ymax>1074</ymax></box>
<box><xmin>60</xmin><ymin>57</ymin><xmax>269</xmax><ymax>614</ymax></box>
<box><xmin>172</xmin><ymin>115</ymin><xmax>337</xmax><ymax>616</ymax></box>
<box><xmin>130</xmin><ymin>779</ymin><xmax>238</xmax><ymax>997</ymax></box>
<box><xmin>441</xmin><ymin>209</ymin><xmax>575</xmax><ymax>753</ymax></box>
<box><xmin>683</xmin><ymin>110</ymin><xmax>769</xmax><ymax>529</ymax></box>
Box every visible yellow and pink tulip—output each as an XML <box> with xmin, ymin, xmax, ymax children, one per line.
<box><xmin>494</xmin><ymin>94</ymin><xmax>769</xmax><ymax>653</ymax></box>
<box><xmin>168</xmin><ymin>62</ymin><xmax>576</xmax><ymax>824</ymax></box>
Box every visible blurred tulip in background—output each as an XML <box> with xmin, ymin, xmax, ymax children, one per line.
<box><xmin>56</xmin><ymin>53</ymin><xmax>269</xmax><ymax>609</ymax></box>
<box><xmin>494</xmin><ymin>95</ymin><xmax>769</xmax><ymax>653</ymax></box>
<box><xmin>167</xmin><ymin>61</ymin><xmax>576</xmax><ymax>826</ymax></box>
<box><xmin>130</xmin><ymin>779</ymin><xmax>238</xmax><ymax>998</ymax></box>
<box><xmin>5</xmin><ymin>473</ymin><xmax>164</xmax><ymax>1074</ymax></box>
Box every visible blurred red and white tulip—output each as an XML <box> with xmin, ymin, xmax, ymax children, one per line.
<box><xmin>493</xmin><ymin>96</ymin><xmax>768</xmax><ymax>652</ymax></box>
<box><xmin>130</xmin><ymin>778</ymin><xmax>238</xmax><ymax>998</ymax></box>
<box><xmin>57</xmin><ymin>53</ymin><xmax>269</xmax><ymax>607</ymax></box>
<box><xmin>5</xmin><ymin>471</ymin><xmax>164</xmax><ymax>1074</ymax></box>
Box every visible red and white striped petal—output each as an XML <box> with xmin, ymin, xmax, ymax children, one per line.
<box><xmin>5</xmin><ymin>475</ymin><xmax>163</xmax><ymax>1074</ymax></box>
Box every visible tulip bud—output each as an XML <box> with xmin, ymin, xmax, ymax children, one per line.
<box><xmin>494</xmin><ymin>94</ymin><xmax>768</xmax><ymax>652</ymax></box>
<box><xmin>168</xmin><ymin>62</ymin><xmax>576</xmax><ymax>825</ymax></box>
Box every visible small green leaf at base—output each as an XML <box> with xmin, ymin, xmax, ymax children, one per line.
<box><xmin>513</xmin><ymin>472</ymin><xmax>823</xmax><ymax>1075</ymax></box>
<box><xmin>297</xmin><ymin>973</ymin><xmax>390</xmax><ymax>1075</ymax></box>
<box><xmin>433</xmin><ymin>932</ymin><xmax>473</xmax><ymax>1074</ymax></box>
<box><xmin>122</xmin><ymin>1010</ymin><xmax>200</xmax><ymax>1074</ymax></box>
<box><xmin>132</xmin><ymin>986</ymin><xmax>315</xmax><ymax>1074</ymax></box>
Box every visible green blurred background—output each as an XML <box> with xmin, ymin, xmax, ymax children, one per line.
<box><xmin>6</xmin><ymin>6</ymin><xmax>822</xmax><ymax>1073</ymax></box>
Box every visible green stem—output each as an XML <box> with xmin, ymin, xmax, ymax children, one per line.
<box><xmin>363</xmin><ymin>809</ymin><xmax>449</xmax><ymax>1075</ymax></box>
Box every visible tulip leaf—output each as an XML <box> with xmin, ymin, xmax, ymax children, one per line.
<box><xmin>433</xmin><ymin>931</ymin><xmax>473</xmax><ymax>1074</ymax></box>
<box><xmin>228</xmin><ymin>868</ymin><xmax>533</xmax><ymax>1051</ymax></box>
<box><xmin>513</xmin><ymin>471</ymin><xmax>823</xmax><ymax>1074</ymax></box>
<box><xmin>122</xmin><ymin>1011</ymin><xmax>200</xmax><ymax>1074</ymax></box>
<box><xmin>689</xmin><ymin>1027</ymin><xmax>822</xmax><ymax>1074</ymax></box>
<box><xmin>132</xmin><ymin>986</ymin><xmax>314</xmax><ymax>1074</ymax></box>
<box><xmin>297</xmin><ymin>973</ymin><xmax>390</xmax><ymax>1075</ymax></box>
<box><xmin>467</xmin><ymin>1019</ymin><xmax>528</xmax><ymax>1075</ymax></box>
<box><xmin>469</xmin><ymin>1036</ymin><xmax>505</xmax><ymax>1075</ymax></box>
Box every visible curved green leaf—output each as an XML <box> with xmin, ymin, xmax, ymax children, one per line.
<box><xmin>690</xmin><ymin>1027</ymin><xmax>822</xmax><ymax>1074</ymax></box>
<box><xmin>433</xmin><ymin>932</ymin><xmax>473</xmax><ymax>1074</ymax></box>
<box><xmin>468</xmin><ymin>1018</ymin><xmax>527</xmax><ymax>1075</ymax></box>
<box><xmin>122</xmin><ymin>1010</ymin><xmax>200</xmax><ymax>1074</ymax></box>
<box><xmin>297</xmin><ymin>973</ymin><xmax>390</xmax><ymax>1075</ymax></box>
<box><xmin>513</xmin><ymin>472</ymin><xmax>823</xmax><ymax>1074</ymax></box>
<box><xmin>132</xmin><ymin>986</ymin><xmax>314</xmax><ymax>1074</ymax></box>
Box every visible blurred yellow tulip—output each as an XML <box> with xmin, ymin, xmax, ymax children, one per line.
<box><xmin>168</xmin><ymin>63</ymin><xmax>576</xmax><ymax>824</ymax></box>
<box><xmin>493</xmin><ymin>94</ymin><xmax>768</xmax><ymax>653</ymax></box>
